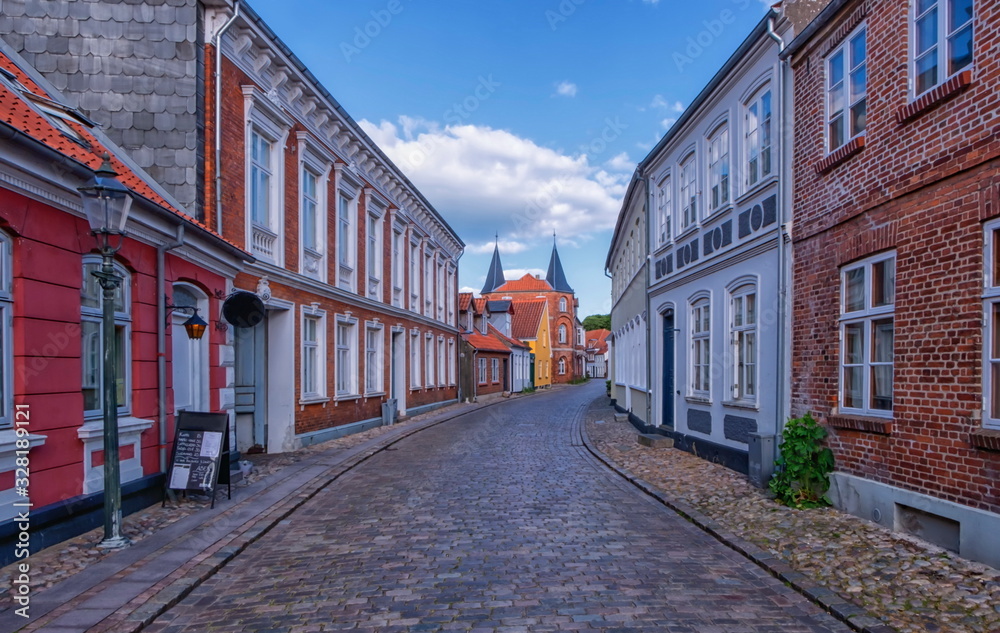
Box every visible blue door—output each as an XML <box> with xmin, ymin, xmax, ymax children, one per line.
<box><xmin>662</xmin><ymin>312</ymin><xmax>675</xmax><ymax>428</ymax></box>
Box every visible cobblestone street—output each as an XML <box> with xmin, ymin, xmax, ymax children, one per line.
<box><xmin>141</xmin><ymin>384</ymin><xmax>847</xmax><ymax>633</ymax></box>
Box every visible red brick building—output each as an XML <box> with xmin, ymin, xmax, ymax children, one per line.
<box><xmin>783</xmin><ymin>0</ymin><xmax>999</xmax><ymax>566</ymax></box>
<box><xmin>201</xmin><ymin>4</ymin><xmax>464</xmax><ymax>453</ymax></box>
<box><xmin>0</xmin><ymin>47</ymin><xmax>248</xmax><ymax>560</ymax></box>
<box><xmin>480</xmin><ymin>243</ymin><xmax>584</xmax><ymax>383</ymax></box>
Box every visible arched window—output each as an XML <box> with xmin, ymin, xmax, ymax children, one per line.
<box><xmin>82</xmin><ymin>256</ymin><xmax>131</xmax><ymax>416</ymax></box>
<box><xmin>707</xmin><ymin>123</ymin><xmax>730</xmax><ymax>212</ymax></box>
<box><xmin>689</xmin><ymin>294</ymin><xmax>711</xmax><ymax>398</ymax></box>
<box><xmin>558</xmin><ymin>324</ymin><xmax>567</xmax><ymax>344</ymax></box>
<box><xmin>558</xmin><ymin>358</ymin><xmax>566</xmax><ymax>375</ymax></box>
<box><xmin>729</xmin><ymin>282</ymin><xmax>757</xmax><ymax>403</ymax></box>
<box><xmin>172</xmin><ymin>283</ymin><xmax>210</xmax><ymax>412</ymax></box>
<box><xmin>559</xmin><ymin>297</ymin><xmax>567</xmax><ymax>312</ymax></box>
<box><xmin>679</xmin><ymin>152</ymin><xmax>697</xmax><ymax>229</ymax></box>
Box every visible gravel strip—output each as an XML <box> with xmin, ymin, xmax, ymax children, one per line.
<box><xmin>583</xmin><ymin>396</ymin><xmax>1000</xmax><ymax>633</ymax></box>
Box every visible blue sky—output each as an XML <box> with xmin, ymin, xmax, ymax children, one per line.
<box><xmin>248</xmin><ymin>0</ymin><xmax>771</xmax><ymax>318</ymax></box>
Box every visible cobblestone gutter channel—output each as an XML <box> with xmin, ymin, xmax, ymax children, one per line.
<box><xmin>577</xmin><ymin>394</ymin><xmax>1000</xmax><ymax>633</ymax></box>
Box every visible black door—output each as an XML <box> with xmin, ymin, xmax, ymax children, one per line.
<box><xmin>662</xmin><ymin>311</ymin><xmax>675</xmax><ymax>429</ymax></box>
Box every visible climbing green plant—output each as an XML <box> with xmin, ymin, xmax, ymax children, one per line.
<box><xmin>769</xmin><ymin>412</ymin><xmax>834</xmax><ymax>509</ymax></box>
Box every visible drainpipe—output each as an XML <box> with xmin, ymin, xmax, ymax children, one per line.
<box><xmin>157</xmin><ymin>225</ymin><xmax>185</xmax><ymax>473</ymax></box>
<box><xmin>215</xmin><ymin>0</ymin><xmax>242</xmax><ymax>235</ymax></box>
<box><xmin>766</xmin><ymin>15</ymin><xmax>792</xmax><ymax>439</ymax></box>
<box><xmin>640</xmin><ymin>169</ymin><xmax>653</xmax><ymax>430</ymax></box>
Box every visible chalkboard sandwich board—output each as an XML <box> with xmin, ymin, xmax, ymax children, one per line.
<box><xmin>164</xmin><ymin>411</ymin><xmax>231</xmax><ymax>509</ymax></box>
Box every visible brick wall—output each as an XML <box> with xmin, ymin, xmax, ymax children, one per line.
<box><xmin>790</xmin><ymin>0</ymin><xmax>1000</xmax><ymax>512</ymax></box>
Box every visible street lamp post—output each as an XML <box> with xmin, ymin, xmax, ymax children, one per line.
<box><xmin>78</xmin><ymin>155</ymin><xmax>134</xmax><ymax>550</ymax></box>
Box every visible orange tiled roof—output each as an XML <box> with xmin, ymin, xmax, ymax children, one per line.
<box><xmin>493</xmin><ymin>273</ymin><xmax>552</xmax><ymax>293</ymax></box>
<box><xmin>586</xmin><ymin>329</ymin><xmax>611</xmax><ymax>354</ymax></box>
<box><xmin>0</xmin><ymin>51</ymin><xmax>246</xmax><ymax>255</ymax></box>
<box><xmin>462</xmin><ymin>330</ymin><xmax>511</xmax><ymax>353</ymax></box>
<box><xmin>472</xmin><ymin>298</ymin><xmax>488</xmax><ymax>314</ymax></box>
<box><xmin>510</xmin><ymin>299</ymin><xmax>546</xmax><ymax>339</ymax></box>
<box><xmin>489</xmin><ymin>323</ymin><xmax>530</xmax><ymax>350</ymax></box>
<box><xmin>459</xmin><ymin>292</ymin><xmax>474</xmax><ymax>312</ymax></box>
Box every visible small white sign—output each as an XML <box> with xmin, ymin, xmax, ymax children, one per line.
<box><xmin>169</xmin><ymin>464</ymin><xmax>191</xmax><ymax>489</ymax></box>
<box><xmin>200</xmin><ymin>431</ymin><xmax>223</xmax><ymax>458</ymax></box>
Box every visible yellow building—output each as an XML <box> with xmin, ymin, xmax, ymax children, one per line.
<box><xmin>511</xmin><ymin>299</ymin><xmax>551</xmax><ymax>388</ymax></box>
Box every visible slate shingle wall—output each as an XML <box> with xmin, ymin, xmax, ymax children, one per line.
<box><xmin>0</xmin><ymin>0</ymin><xmax>202</xmax><ymax>216</ymax></box>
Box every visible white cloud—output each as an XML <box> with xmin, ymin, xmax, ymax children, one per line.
<box><xmin>360</xmin><ymin>118</ymin><xmax>623</xmax><ymax>243</ymax></box>
<box><xmin>466</xmin><ymin>239</ymin><xmax>530</xmax><ymax>255</ymax></box>
<box><xmin>650</xmin><ymin>95</ymin><xmax>684</xmax><ymax>113</ymax></box>
<box><xmin>459</xmin><ymin>286</ymin><xmax>478</xmax><ymax>295</ymax></box>
<box><xmin>554</xmin><ymin>81</ymin><xmax>578</xmax><ymax>97</ymax></box>
<box><xmin>661</xmin><ymin>117</ymin><xmax>677</xmax><ymax>130</ymax></box>
<box><xmin>504</xmin><ymin>268</ymin><xmax>546</xmax><ymax>281</ymax></box>
<box><xmin>604</xmin><ymin>152</ymin><xmax>633</xmax><ymax>172</ymax></box>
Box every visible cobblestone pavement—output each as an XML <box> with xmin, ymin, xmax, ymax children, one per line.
<box><xmin>144</xmin><ymin>383</ymin><xmax>849</xmax><ymax>633</ymax></box>
<box><xmin>583</xmin><ymin>395</ymin><xmax>1000</xmax><ymax>633</ymax></box>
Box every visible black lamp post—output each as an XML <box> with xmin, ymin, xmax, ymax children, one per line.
<box><xmin>78</xmin><ymin>155</ymin><xmax>134</xmax><ymax>550</ymax></box>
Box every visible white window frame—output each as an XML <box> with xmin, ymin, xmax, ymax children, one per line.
<box><xmin>558</xmin><ymin>358</ymin><xmax>566</xmax><ymax>375</ymax></box>
<box><xmin>728</xmin><ymin>281</ymin><xmax>758</xmax><ymax>404</ymax></box>
<box><xmin>391</xmin><ymin>225</ymin><xmax>405</xmax><ymax>308</ymax></box>
<box><xmin>335</xmin><ymin>315</ymin><xmax>359</xmax><ymax>398</ymax></box>
<box><xmin>707</xmin><ymin>124</ymin><xmax>730</xmax><ymax>213</ymax></box>
<box><xmin>409</xmin><ymin>237</ymin><xmax>421</xmax><ymax>312</ymax></box>
<box><xmin>491</xmin><ymin>357</ymin><xmax>500</xmax><ymax>383</ymax></box>
<box><xmin>744</xmin><ymin>88</ymin><xmax>772</xmax><ymax>190</ymax></box>
<box><xmin>243</xmin><ymin>86</ymin><xmax>291</xmax><ymax>265</ymax></box>
<box><xmin>827</xmin><ymin>25</ymin><xmax>867</xmax><ymax>153</ymax></box>
<box><xmin>478</xmin><ymin>357</ymin><xmax>487</xmax><ymax>385</ymax></box>
<box><xmin>365</xmin><ymin>189</ymin><xmax>387</xmax><ymax>301</ymax></box>
<box><xmin>679</xmin><ymin>152</ymin><xmax>697</xmax><ymax>231</ymax></box>
<box><xmin>436</xmin><ymin>260</ymin><xmax>446</xmax><ymax>322</ymax></box>
<box><xmin>559</xmin><ymin>297</ymin><xmax>567</xmax><ymax>312</ymax></box>
<box><xmin>300</xmin><ymin>306</ymin><xmax>327</xmax><ymax>403</ymax></box>
<box><xmin>912</xmin><ymin>0</ymin><xmax>974</xmax><ymax>97</ymax></box>
<box><xmin>424</xmin><ymin>250</ymin><xmax>435</xmax><ymax>318</ymax></box>
<box><xmin>656</xmin><ymin>175</ymin><xmax>671</xmax><ymax>247</ymax></box>
<box><xmin>364</xmin><ymin>322</ymin><xmax>384</xmax><ymax>395</ymax></box>
<box><xmin>840</xmin><ymin>252</ymin><xmax>895</xmax><ymax>417</ymax></box>
<box><xmin>335</xmin><ymin>165</ymin><xmax>362</xmax><ymax>293</ymax></box>
<box><xmin>446</xmin><ymin>266</ymin><xmax>456</xmax><ymax>326</ymax></box>
<box><xmin>82</xmin><ymin>255</ymin><xmax>132</xmax><ymax>419</ymax></box>
<box><xmin>689</xmin><ymin>294</ymin><xmax>711</xmax><ymax>399</ymax></box>
<box><xmin>437</xmin><ymin>337</ymin><xmax>446</xmax><ymax>387</ymax></box>
<box><xmin>558</xmin><ymin>324</ymin><xmax>567</xmax><ymax>344</ymax></box>
<box><xmin>298</xmin><ymin>135</ymin><xmax>332</xmax><ymax>283</ymax></box>
<box><xmin>425</xmin><ymin>332</ymin><xmax>435</xmax><ymax>387</ymax></box>
<box><xmin>982</xmin><ymin>220</ymin><xmax>1000</xmax><ymax>428</ymax></box>
<box><xmin>448</xmin><ymin>338</ymin><xmax>457</xmax><ymax>386</ymax></box>
<box><xmin>409</xmin><ymin>329</ymin><xmax>422</xmax><ymax>389</ymax></box>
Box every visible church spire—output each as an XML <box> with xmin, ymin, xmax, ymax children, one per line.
<box><xmin>546</xmin><ymin>236</ymin><xmax>574</xmax><ymax>293</ymax></box>
<box><xmin>481</xmin><ymin>235</ymin><xmax>506</xmax><ymax>294</ymax></box>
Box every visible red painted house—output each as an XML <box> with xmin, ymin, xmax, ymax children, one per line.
<box><xmin>783</xmin><ymin>0</ymin><xmax>1000</xmax><ymax>567</ymax></box>
<box><xmin>0</xmin><ymin>46</ymin><xmax>248</xmax><ymax>560</ymax></box>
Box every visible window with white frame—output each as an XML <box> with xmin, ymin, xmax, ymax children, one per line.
<box><xmin>478</xmin><ymin>357</ymin><xmax>487</xmax><ymax>384</ymax></box>
<box><xmin>365</xmin><ymin>324</ymin><xmax>384</xmax><ymax>394</ymax></box>
<box><xmin>424</xmin><ymin>251</ymin><xmax>434</xmax><ymax>317</ymax></box>
<box><xmin>558</xmin><ymin>324</ymin><xmax>567</xmax><ymax>344</ymax></box>
<box><xmin>437</xmin><ymin>338</ymin><xmax>446</xmax><ymax>386</ymax></box>
<box><xmin>690</xmin><ymin>296</ymin><xmax>711</xmax><ymax>398</ymax></box>
<box><xmin>729</xmin><ymin>284</ymin><xmax>757</xmax><ymax>403</ymax></box>
<box><xmin>300</xmin><ymin>167</ymin><xmax>322</xmax><ymax>275</ymax></box>
<box><xmin>983</xmin><ymin>221</ymin><xmax>1000</xmax><ymax>428</ymax></box>
<box><xmin>409</xmin><ymin>239</ymin><xmax>421</xmax><ymax>312</ymax></box>
<box><xmin>301</xmin><ymin>308</ymin><xmax>326</xmax><ymax>401</ymax></box>
<box><xmin>657</xmin><ymin>177</ymin><xmax>671</xmax><ymax>246</ymax></box>
<box><xmin>0</xmin><ymin>234</ymin><xmax>11</xmax><ymax>428</ymax></box>
<box><xmin>828</xmin><ymin>25</ymin><xmax>867</xmax><ymax>152</ymax></box>
<box><xmin>840</xmin><ymin>253</ymin><xmax>895</xmax><ymax>415</ymax></box>
<box><xmin>82</xmin><ymin>256</ymin><xmax>131</xmax><ymax>417</ymax></box>
<box><xmin>491</xmin><ymin>357</ymin><xmax>500</xmax><ymax>383</ymax></box>
<box><xmin>558</xmin><ymin>358</ymin><xmax>566</xmax><ymax>375</ymax></box>
<box><xmin>436</xmin><ymin>260</ymin><xmax>445</xmax><ymax>322</ymax></box>
<box><xmin>367</xmin><ymin>213</ymin><xmax>382</xmax><ymax>300</ymax></box>
<box><xmin>744</xmin><ymin>89</ymin><xmax>772</xmax><ymax>188</ymax></box>
<box><xmin>559</xmin><ymin>297</ymin><xmax>567</xmax><ymax>312</ymax></box>
<box><xmin>707</xmin><ymin>125</ymin><xmax>730</xmax><ymax>212</ymax></box>
<box><xmin>446</xmin><ymin>267</ymin><xmax>456</xmax><ymax>326</ymax></box>
<box><xmin>337</xmin><ymin>193</ymin><xmax>356</xmax><ymax>291</ymax></box>
<box><xmin>679</xmin><ymin>153</ymin><xmax>697</xmax><ymax>230</ymax></box>
<box><xmin>335</xmin><ymin>317</ymin><xmax>358</xmax><ymax>397</ymax></box>
<box><xmin>244</xmin><ymin>88</ymin><xmax>290</xmax><ymax>264</ymax></box>
<box><xmin>425</xmin><ymin>333</ymin><xmax>435</xmax><ymax>386</ymax></box>
<box><xmin>392</xmin><ymin>227</ymin><xmax>404</xmax><ymax>307</ymax></box>
<box><xmin>448</xmin><ymin>338</ymin><xmax>456</xmax><ymax>385</ymax></box>
<box><xmin>410</xmin><ymin>330</ymin><xmax>421</xmax><ymax>388</ymax></box>
<box><xmin>913</xmin><ymin>0</ymin><xmax>973</xmax><ymax>96</ymax></box>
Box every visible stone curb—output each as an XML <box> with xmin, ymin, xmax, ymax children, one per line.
<box><xmin>12</xmin><ymin>396</ymin><xmax>521</xmax><ymax>633</ymax></box>
<box><xmin>576</xmin><ymin>412</ymin><xmax>899</xmax><ymax>633</ymax></box>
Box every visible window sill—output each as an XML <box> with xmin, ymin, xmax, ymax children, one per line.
<box><xmin>685</xmin><ymin>395</ymin><xmax>712</xmax><ymax>405</ymax></box>
<box><xmin>896</xmin><ymin>70</ymin><xmax>973</xmax><ymax>124</ymax></box>
<box><xmin>299</xmin><ymin>396</ymin><xmax>330</xmax><ymax>406</ymax></box>
<box><xmin>736</xmin><ymin>174</ymin><xmax>779</xmax><ymax>204</ymax></box>
<box><xmin>722</xmin><ymin>400</ymin><xmax>759</xmax><ymax>412</ymax></box>
<box><xmin>364</xmin><ymin>391</ymin><xmax>386</xmax><ymax>398</ymax></box>
<box><xmin>969</xmin><ymin>428</ymin><xmax>1000</xmax><ymax>452</ymax></box>
<box><xmin>828</xmin><ymin>413</ymin><xmax>892</xmax><ymax>435</ymax></box>
<box><xmin>675</xmin><ymin>226</ymin><xmax>699</xmax><ymax>243</ymax></box>
<box><xmin>0</xmin><ymin>431</ymin><xmax>47</xmax><ymax>470</ymax></box>
<box><xmin>702</xmin><ymin>202</ymin><xmax>734</xmax><ymax>226</ymax></box>
<box><xmin>335</xmin><ymin>394</ymin><xmax>361</xmax><ymax>403</ymax></box>
<box><xmin>816</xmin><ymin>135</ymin><xmax>866</xmax><ymax>174</ymax></box>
